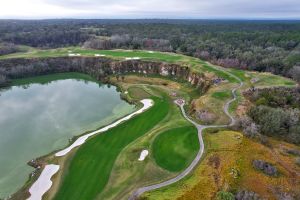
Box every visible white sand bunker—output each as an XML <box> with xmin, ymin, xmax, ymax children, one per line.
<box><xmin>138</xmin><ymin>150</ymin><xmax>149</xmax><ymax>161</ymax></box>
<box><xmin>27</xmin><ymin>99</ymin><xmax>153</xmax><ymax>200</ymax></box>
<box><xmin>125</xmin><ymin>57</ymin><xmax>140</xmax><ymax>60</ymax></box>
<box><xmin>27</xmin><ymin>99</ymin><xmax>153</xmax><ymax>199</ymax></box>
<box><xmin>68</xmin><ymin>53</ymin><xmax>81</xmax><ymax>57</ymax></box>
<box><xmin>95</xmin><ymin>54</ymin><xmax>105</xmax><ymax>57</ymax></box>
<box><xmin>55</xmin><ymin>99</ymin><xmax>153</xmax><ymax>157</ymax></box>
<box><xmin>27</xmin><ymin>165</ymin><xmax>59</xmax><ymax>200</ymax></box>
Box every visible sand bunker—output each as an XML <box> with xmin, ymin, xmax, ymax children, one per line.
<box><xmin>138</xmin><ymin>150</ymin><xmax>149</xmax><ymax>161</ymax></box>
<box><xmin>95</xmin><ymin>54</ymin><xmax>105</xmax><ymax>57</ymax></box>
<box><xmin>55</xmin><ymin>99</ymin><xmax>153</xmax><ymax>157</ymax></box>
<box><xmin>68</xmin><ymin>53</ymin><xmax>81</xmax><ymax>57</ymax></box>
<box><xmin>28</xmin><ymin>99</ymin><xmax>153</xmax><ymax>199</ymax></box>
<box><xmin>125</xmin><ymin>57</ymin><xmax>140</xmax><ymax>60</ymax></box>
<box><xmin>27</xmin><ymin>165</ymin><xmax>59</xmax><ymax>200</ymax></box>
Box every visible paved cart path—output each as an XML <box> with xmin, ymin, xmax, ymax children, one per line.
<box><xmin>129</xmin><ymin>70</ymin><xmax>243</xmax><ymax>200</ymax></box>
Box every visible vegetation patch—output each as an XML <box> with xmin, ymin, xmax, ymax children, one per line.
<box><xmin>211</xmin><ymin>91</ymin><xmax>231</xmax><ymax>100</ymax></box>
<box><xmin>241</xmin><ymin>87</ymin><xmax>300</xmax><ymax>144</ymax></box>
<box><xmin>144</xmin><ymin>130</ymin><xmax>300</xmax><ymax>200</ymax></box>
<box><xmin>11</xmin><ymin>72</ymin><xmax>96</xmax><ymax>86</ymax></box>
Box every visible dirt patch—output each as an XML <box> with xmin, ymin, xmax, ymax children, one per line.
<box><xmin>208</xmin><ymin>154</ymin><xmax>220</xmax><ymax>170</ymax></box>
<box><xmin>195</xmin><ymin>109</ymin><xmax>217</xmax><ymax>124</ymax></box>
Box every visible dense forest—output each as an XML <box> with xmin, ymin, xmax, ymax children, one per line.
<box><xmin>0</xmin><ymin>19</ymin><xmax>300</xmax><ymax>81</ymax></box>
<box><xmin>240</xmin><ymin>87</ymin><xmax>300</xmax><ymax>144</ymax></box>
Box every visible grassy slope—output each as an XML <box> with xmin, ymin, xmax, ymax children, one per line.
<box><xmin>211</xmin><ymin>91</ymin><xmax>232</xmax><ymax>100</ymax></box>
<box><xmin>145</xmin><ymin>130</ymin><xmax>300</xmax><ymax>200</ymax></box>
<box><xmin>152</xmin><ymin>126</ymin><xmax>199</xmax><ymax>172</ymax></box>
<box><xmin>53</xmin><ymin>96</ymin><xmax>170</xmax><ymax>200</ymax></box>
<box><xmin>96</xmin><ymin>82</ymin><xmax>199</xmax><ymax>200</ymax></box>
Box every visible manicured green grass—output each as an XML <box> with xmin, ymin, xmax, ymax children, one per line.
<box><xmin>11</xmin><ymin>72</ymin><xmax>96</xmax><ymax>86</ymax></box>
<box><xmin>227</xmin><ymin>68</ymin><xmax>247</xmax><ymax>81</ymax></box>
<box><xmin>152</xmin><ymin>126</ymin><xmax>199</xmax><ymax>172</ymax></box>
<box><xmin>76</xmin><ymin>49</ymin><xmax>183</xmax><ymax>62</ymax></box>
<box><xmin>211</xmin><ymin>91</ymin><xmax>231</xmax><ymax>100</ymax></box>
<box><xmin>201</xmin><ymin>64</ymin><xmax>238</xmax><ymax>83</ymax></box>
<box><xmin>229</xmin><ymin>90</ymin><xmax>243</xmax><ymax>114</ymax></box>
<box><xmin>0</xmin><ymin>47</ymin><xmax>182</xmax><ymax>62</ymax></box>
<box><xmin>127</xmin><ymin>86</ymin><xmax>151</xmax><ymax>100</ymax></box>
<box><xmin>54</xmin><ymin>96</ymin><xmax>170</xmax><ymax>200</ymax></box>
<box><xmin>255</xmin><ymin>73</ymin><xmax>296</xmax><ymax>87</ymax></box>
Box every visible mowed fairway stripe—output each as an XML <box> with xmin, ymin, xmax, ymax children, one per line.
<box><xmin>54</xmin><ymin>97</ymin><xmax>169</xmax><ymax>200</ymax></box>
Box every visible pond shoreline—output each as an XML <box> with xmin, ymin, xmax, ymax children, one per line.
<box><xmin>26</xmin><ymin>99</ymin><xmax>153</xmax><ymax>200</ymax></box>
<box><xmin>0</xmin><ymin>73</ymin><xmax>137</xmax><ymax>200</ymax></box>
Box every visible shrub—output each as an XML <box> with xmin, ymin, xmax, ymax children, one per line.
<box><xmin>296</xmin><ymin>157</ymin><xmax>300</xmax><ymax>166</ymax></box>
<box><xmin>0</xmin><ymin>74</ymin><xmax>9</xmax><ymax>87</ymax></box>
<box><xmin>286</xmin><ymin>149</ymin><xmax>300</xmax><ymax>156</ymax></box>
<box><xmin>217</xmin><ymin>191</ymin><xmax>235</xmax><ymax>200</ymax></box>
<box><xmin>247</xmin><ymin>106</ymin><xmax>300</xmax><ymax>144</ymax></box>
<box><xmin>255</xmin><ymin>97</ymin><xmax>267</xmax><ymax>106</ymax></box>
<box><xmin>252</xmin><ymin>160</ymin><xmax>277</xmax><ymax>176</ymax></box>
<box><xmin>235</xmin><ymin>190</ymin><xmax>261</xmax><ymax>200</ymax></box>
<box><xmin>237</xmin><ymin>116</ymin><xmax>259</xmax><ymax>138</ymax></box>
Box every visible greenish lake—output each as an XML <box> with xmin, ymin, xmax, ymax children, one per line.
<box><xmin>0</xmin><ymin>73</ymin><xmax>135</xmax><ymax>199</ymax></box>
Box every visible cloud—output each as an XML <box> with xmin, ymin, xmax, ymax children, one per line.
<box><xmin>0</xmin><ymin>0</ymin><xmax>299</xmax><ymax>19</ymax></box>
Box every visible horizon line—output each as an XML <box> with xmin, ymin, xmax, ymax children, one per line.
<box><xmin>1</xmin><ymin>18</ymin><xmax>300</xmax><ymax>21</ymax></box>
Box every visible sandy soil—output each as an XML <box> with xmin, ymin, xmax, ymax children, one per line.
<box><xmin>27</xmin><ymin>99</ymin><xmax>153</xmax><ymax>200</ymax></box>
<box><xmin>68</xmin><ymin>53</ymin><xmax>81</xmax><ymax>57</ymax></box>
<box><xmin>138</xmin><ymin>150</ymin><xmax>149</xmax><ymax>161</ymax></box>
<box><xmin>55</xmin><ymin>99</ymin><xmax>153</xmax><ymax>157</ymax></box>
<box><xmin>27</xmin><ymin>165</ymin><xmax>59</xmax><ymax>200</ymax></box>
<box><xmin>95</xmin><ymin>54</ymin><xmax>105</xmax><ymax>57</ymax></box>
<box><xmin>125</xmin><ymin>57</ymin><xmax>140</xmax><ymax>60</ymax></box>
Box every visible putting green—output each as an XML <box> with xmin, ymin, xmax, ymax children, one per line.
<box><xmin>54</xmin><ymin>96</ymin><xmax>170</xmax><ymax>200</ymax></box>
<box><xmin>152</xmin><ymin>126</ymin><xmax>199</xmax><ymax>172</ymax></box>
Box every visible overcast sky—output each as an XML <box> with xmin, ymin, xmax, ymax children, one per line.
<box><xmin>0</xmin><ymin>0</ymin><xmax>299</xmax><ymax>19</ymax></box>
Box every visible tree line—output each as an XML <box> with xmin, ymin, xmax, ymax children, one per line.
<box><xmin>239</xmin><ymin>87</ymin><xmax>300</xmax><ymax>144</ymax></box>
<box><xmin>0</xmin><ymin>19</ymin><xmax>299</xmax><ymax>80</ymax></box>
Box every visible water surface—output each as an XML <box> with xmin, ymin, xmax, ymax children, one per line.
<box><xmin>0</xmin><ymin>73</ymin><xmax>135</xmax><ymax>198</ymax></box>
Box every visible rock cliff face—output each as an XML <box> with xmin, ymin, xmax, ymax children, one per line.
<box><xmin>0</xmin><ymin>57</ymin><xmax>212</xmax><ymax>93</ymax></box>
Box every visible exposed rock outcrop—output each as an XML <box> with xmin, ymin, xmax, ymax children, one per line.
<box><xmin>0</xmin><ymin>57</ymin><xmax>212</xmax><ymax>93</ymax></box>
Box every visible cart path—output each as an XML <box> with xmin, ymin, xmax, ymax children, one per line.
<box><xmin>129</xmin><ymin>70</ymin><xmax>243</xmax><ymax>200</ymax></box>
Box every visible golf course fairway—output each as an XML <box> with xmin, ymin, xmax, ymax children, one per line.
<box><xmin>53</xmin><ymin>96</ymin><xmax>169</xmax><ymax>200</ymax></box>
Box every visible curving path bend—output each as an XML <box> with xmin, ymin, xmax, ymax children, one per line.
<box><xmin>129</xmin><ymin>70</ymin><xmax>243</xmax><ymax>200</ymax></box>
